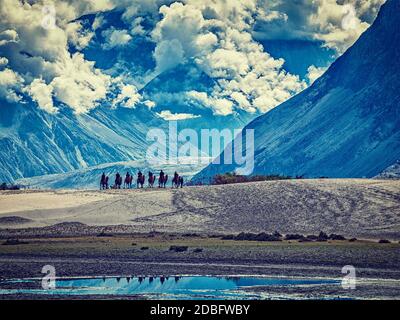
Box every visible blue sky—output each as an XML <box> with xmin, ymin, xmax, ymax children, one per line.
<box><xmin>0</xmin><ymin>0</ymin><xmax>385</xmax><ymax>120</ymax></box>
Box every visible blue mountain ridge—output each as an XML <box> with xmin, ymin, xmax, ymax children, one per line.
<box><xmin>193</xmin><ymin>0</ymin><xmax>400</xmax><ymax>182</ymax></box>
<box><xmin>0</xmin><ymin>99</ymin><xmax>165</xmax><ymax>183</ymax></box>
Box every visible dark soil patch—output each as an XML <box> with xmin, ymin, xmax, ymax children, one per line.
<box><xmin>169</xmin><ymin>246</ymin><xmax>188</xmax><ymax>252</ymax></box>
<box><xmin>2</xmin><ymin>239</ymin><xmax>29</xmax><ymax>245</ymax></box>
<box><xmin>0</xmin><ymin>216</ymin><xmax>32</xmax><ymax>225</ymax></box>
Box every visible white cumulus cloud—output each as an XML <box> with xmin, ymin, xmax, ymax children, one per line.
<box><xmin>0</xmin><ymin>0</ymin><xmax>140</xmax><ymax>114</ymax></box>
<box><xmin>254</xmin><ymin>0</ymin><xmax>385</xmax><ymax>53</ymax></box>
<box><xmin>0</xmin><ymin>56</ymin><xmax>9</xmax><ymax>67</ymax></box>
<box><xmin>26</xmin><ymin>78</ymin><xmax>56</xmax><ymax>113</ymax></box>
<box><xmin>150</xmin><ymin>0</ymin><xmax>307</xmax><ymax>115</ymax></box>
<box><xmin>306</xmin><ymin>65</ymin><xmax>328</xmax><ymax>84</ymax></box>
<box><xmin>102</xmin><ymin>27</ymin><xmax>132</xmax><ymax>49</ymax></box>
<box><xmin>0</xmin><ymin>0</ymin><xmax>386</xmax><ymax>118</ymax></box>
<box><xmin>112</xmin><ymin>83</ymin><xmax>141</xmax><ymax>108</ymax></box>
<box><xmin>0</xmin><ymin>67</ymin><xmax>24</xmax><ymax>103</ymax></box>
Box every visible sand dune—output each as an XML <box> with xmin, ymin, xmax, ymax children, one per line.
<box><xmin>0</xmin><ymin>190</ymin><xmax>114</xmax><ymax>215</ymax></box>
<box><xmin>0</xmin><ymin>179</ymin><xmax>399</xmax><ymax>239</ymax></box>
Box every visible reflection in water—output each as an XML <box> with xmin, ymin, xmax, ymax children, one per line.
<box><xmin>0</xmin><ymin>276</ymin><xmax>341</xmax><ymax>300</ymax></box>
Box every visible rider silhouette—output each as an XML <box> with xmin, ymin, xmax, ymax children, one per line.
<box><xmin>115</xmin><ymin>172</ymin><xmax>121</xmax><ymax>189</ymax></box>
<box><xmin>100</xmin><ymin>172</ymin><xmax>106</xmax><ymax>190</ymax></box>
<box><xmin>159</xmin><ymin>170</ymin><xmax>165</xmax><ymax>188</ymax></box>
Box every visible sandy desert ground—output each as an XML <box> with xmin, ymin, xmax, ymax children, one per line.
<box><xmin>0</xmin><ymin>179</ymin><xmax>399</xmax><ymax>299</ymax></box>
<box><xmin>0</xmin><ymin>179</ymin><xmax>399</xmax><ymax>239</ymax></box>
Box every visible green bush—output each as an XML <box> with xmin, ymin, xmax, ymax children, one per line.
<box><xmin>212</xmin><ymin>172</ymin><xmax>291</xmax><ymax>185</ymax></box>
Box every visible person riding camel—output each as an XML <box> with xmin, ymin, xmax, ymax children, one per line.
<box><xmin>159</xmin><ymin>170</ymin><xmax>165</xmax><ymax>188</ymax></box>
<box><xmin>115</xmin><ymin>172</ymin><xmax>121</xmax><ymax>189</ymax></box>
<box><xmin>164</xmin><ymin>174</ymin><xmax>168</xmax><ymax>188</ymax></box>
<box><xmin>100</xmin><ymin>172</ymin><xmax>106</xmax><ymax>190</ymax></box>
<box><xmin>179</xmin><ymin>176</ymin><xmax>184</xmax><ymax>188</ymax></box>
<box><xmin>172</xmin><ymin>171</ymin><xmax>179</xmax><ymax>188</ymax></box>
<box><xmin>137</xmin><ymin>170</ymin><xmax>145</xmax><ymax>188</ymax></box>
<box><xmin>124</xmin><ymin>172</ymin><xmax>132</xmax><ymax>189</ymax></box>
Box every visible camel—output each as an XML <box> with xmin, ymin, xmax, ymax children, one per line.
<box><xmin>137</xmin><ymin>172</ymin><xmax>145</xmax><ymax>188</ymax></box>
<box><xmin>148</xmin><ymin>174</ymin><xmax>156</xmax><ymax>188</ymax></box>
<box><xmin>124</xmin><ymin>173</ymin><xmax>133</xmax><ymax>189</ymax></box>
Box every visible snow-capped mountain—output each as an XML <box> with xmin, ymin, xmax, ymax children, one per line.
<box><xmin>193</xmin><ymin>0</ymin><xmax>400</xmax><ymax>182</ymax></box>
<box><xmin>0</xmin><ymin>99</ymin><xmax>165</xmax><ymax>183</ymax></box>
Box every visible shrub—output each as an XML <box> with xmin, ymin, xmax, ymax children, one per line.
<box><xmin>212</xmin><ymin>172</ymin><xmax>292</xmax><ymax>185</ymax></box>
<box><xmin>298</xmin><ymin>237</ymin><xmax>312</xmax><ymax>242</ymax></box>
<box><xmin>317</xmin><ymin>231</ymin><xmax>329</xmax><ymax>241</ymax></box>
<box><xmin>221</xmin><ymin>234</ymin><xmax>235</xmax><ymax>240</ymax></box>
<box><xmin>169</xmin><ymin>245</ymin><xmax>188</xmax><ymax>252</ymax></box>
<box><xmin>232</xmin><ymin>232</ymin><xmax>282</xmax><ymax>242</ymax></box>
<box><xmin>97</xmin><ymin>232</ymin><xmax>113</xmax><ymax>237</ymax></box>
<box><xmin>0</xmin><ymin>183</ymin><xmax>21</xmax><ymax>190</ymax></box>
<box><xmin>284</xmin><ymin>234</ymin><xmax>305</xmax><ymax>240</ymax></box>
<box><xmin>329</xmin><ymin>234</ymin><xmax>346</xmax><ymax>241</ymax></box>
<box><xmin>273</xmin><ymin>231</ymin><xmax>282</xmax><ymax>238</ymax></box>
<box><xmin>2</xmin><ymin>239</ymin><xmax>29</xmax><ymax>245</ymax></box>
<box><xmin>234</xmin><ymin>232</ymin><xmax>257</xmax><ymax>241</ymax></box>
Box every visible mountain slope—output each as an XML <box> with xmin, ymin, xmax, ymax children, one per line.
<box><xmin>375</xmin><ymin>160</ymin><xmax>400</xmax><ymax>179</ymax></box>
<box><xmin>193</xmin><ymin>0</ymin><xmax>400</xmax><ymax>181</ymax></box>
<box><xmin>0</xmin><ymin>100</ymin><xmax>165</xmax><ymax>183</ymax></box>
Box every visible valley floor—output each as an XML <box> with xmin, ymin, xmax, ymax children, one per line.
<box><xmin>0</xmin><ymin>179</ymin><xmax>399</xmax><ymax>299</ymax></box>
<box><xmin>0</xmin><ymin>179</ymin><xmax>399</xmax><ymax>239</ymax></box>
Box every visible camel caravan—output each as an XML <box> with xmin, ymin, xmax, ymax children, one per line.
<box><xmin>100</xmin><ymin>170</ymin><xmax>184</xmax><ymax>190</ymax></box>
